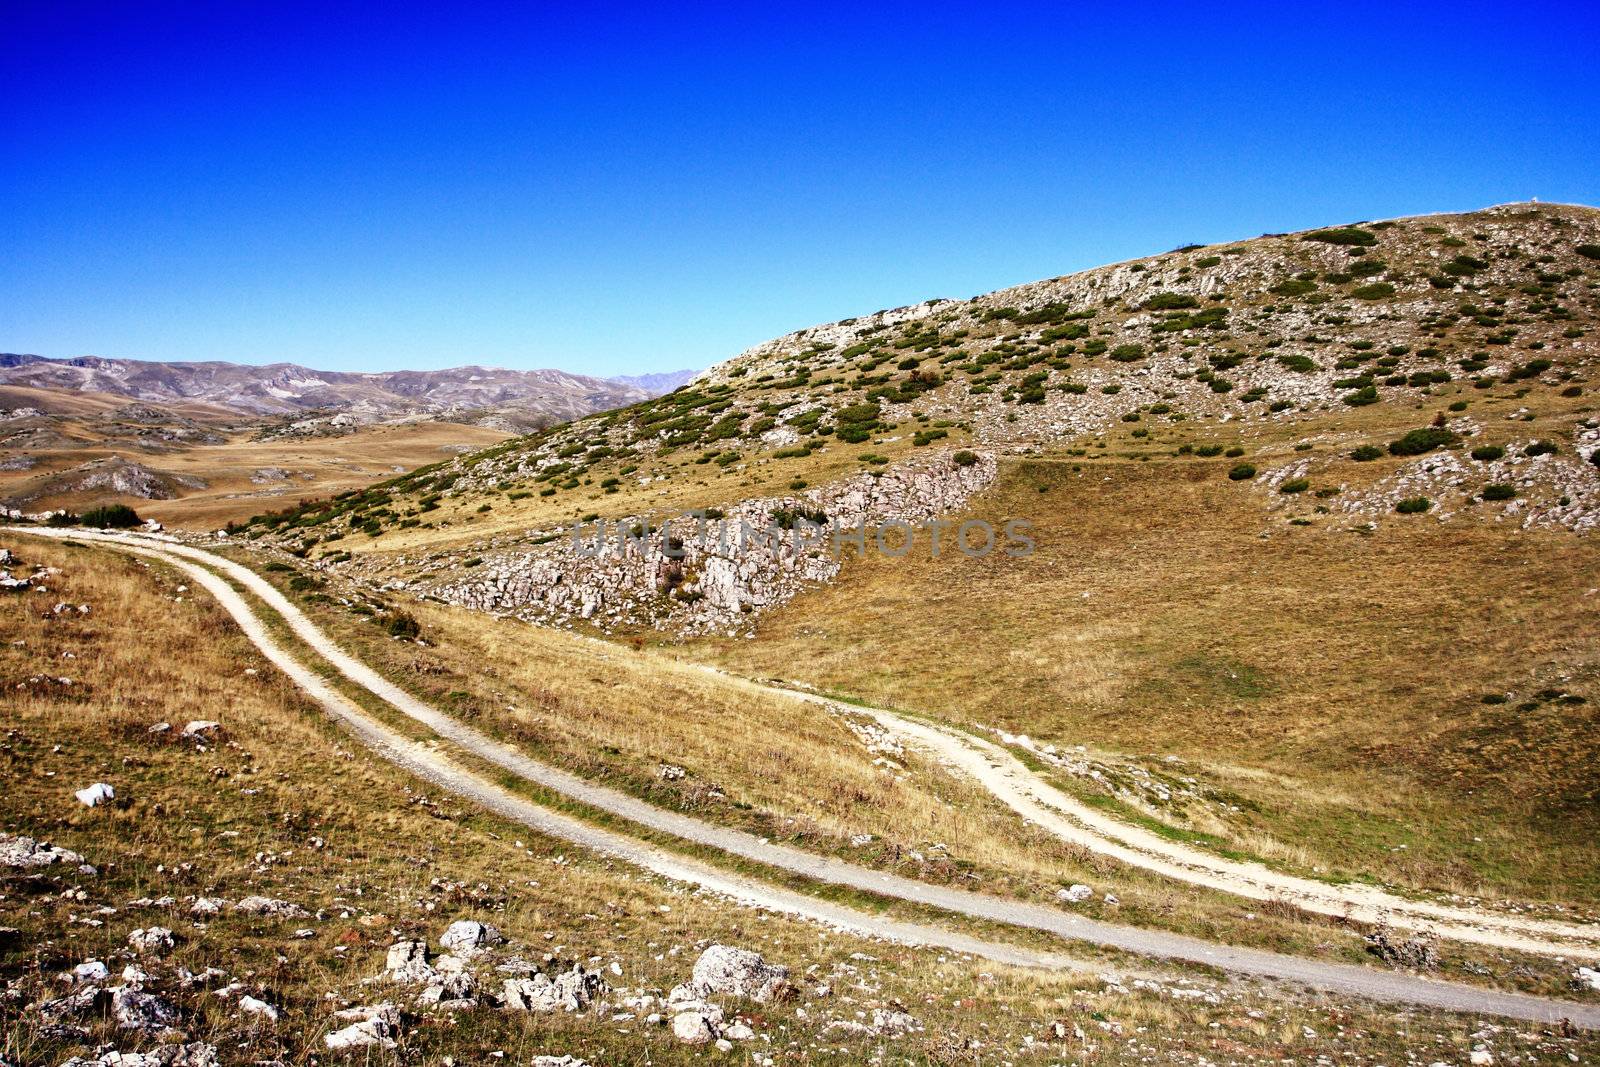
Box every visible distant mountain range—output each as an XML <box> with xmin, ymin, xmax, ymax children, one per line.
<box><xmin>0</xmin><ymin>354</ymin><xmax>699</xmax><ymax>430</ymax></box>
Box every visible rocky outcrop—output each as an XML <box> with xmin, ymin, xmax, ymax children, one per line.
<box><xmin>422</xmin><ymin>449</ymin><xmax>996</xmax><ymax>635</ymax></box>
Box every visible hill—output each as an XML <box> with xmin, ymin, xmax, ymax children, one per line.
<box><xmin>223</xmin><ymin>202</ymin><xmax>1600</xmax><ymax>924</ymax></box>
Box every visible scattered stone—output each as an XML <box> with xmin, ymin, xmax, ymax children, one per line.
<box><xmin>1365</xmin><ymin>925</ymin><xmax>1439</xmax><ymax>969</ymax></box>
<box><xmin>127</xmin><ymin>927</ymin><xmax>175</xmax><ymax>955</ymax></box>
<box><xmin>232</xmin><ymin>895</ymin><xmax>309</xmax><ymax>919</ymax></box>
<box><xmin>689</xmin><ymin>944</ymin><xmax>791</xmax><ymax>1003</ymax></box>
<box><xmin>324</xmin><ymin>1002</ymin><xmax>401</xmax><ymax>1050</ymax></box>
<box><xmin>59</xmin><ymin>1043</ymin><xmax>220</xmax><ymax>1067</ymax></box>
<box><xmin>188</xmin><ymin>897</ymin><xmax>226</xmax><ymax>917</ymax></box>
<box><xmin>1057</xmin><ymin>884</ymin><xmax>1093</xmax><ymax>903</ymax></box>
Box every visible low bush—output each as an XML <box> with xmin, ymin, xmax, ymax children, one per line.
<box><xmin>1278</xmin><ymin>478</ymin><xmax>1310</xmax><ymax>494</ymax></box>
<box><xmin>1395</xmin><ymin>497</ymin><xmax>1432</xmax><ymax>514</ymax></box>
<box><xmin>1524</xmin><ymin>440</ymin><xmax>1560</xmax><ymax>457</ymax></box>
<box><xmin>1304</xmin><ymin>226</ymin><xmax>1378</xmax><ymax>247</ymax></box>
<box><xmin>1470</xmin><ymin>444</ymin><xmax>1505</xmax><ymax>461</ymax></box>
<box><xmin>1480</xmin><ymin>483</ymin><xmax>1517</xmax><ymax>501</ymax></box>
<box><xmin>81</xmin><ymin>503</ymin><xmax>142</xmax><ymax>528</ymax></box>
<box><xmin>1350</xmin><ymin>445</ymin><xmax>1383</xmax><ymax>461</ymax></box>
<box><xmin>1388</xmin><ymin>427</ymin><xmax>1457</xmax><ymax>456</ymax></box>
<box><xmin>952</xmin><ymin>450</ymin><xmax>979</xmax><ymax>467</ymax></box>
<box><xmin>1227</xmin><ymin>463</ymin><xmax>1256</xmax><ymax>481</ymax></box>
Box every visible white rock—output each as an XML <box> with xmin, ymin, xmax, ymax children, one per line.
<box><xmin>0</xmin><ymin>832</ymin><xmax>85</xmax><ymax>869</ymax></box>
<box><xmin>72</xmin><ymin>959</ymin><xmax>110</xmax><ymax>983</ymax></box>
<box><xmin>439</xmin><ymin>919</ymin><xmax>503</xmax><ymax>953</ymax></box>
<box><xmin>181</xmin><ymin>720</ymin><xmax>223</xmax><ymax>739</ymax></box>
<box><xmin>127</xmin><ymin>927</ymin><xmax>175</xmax><ymax>955</ymax></box>
<box><xmin>238</xmin><ymin>994</ymin><xmax>280</xmax><ymax>1021</ymax></box>
<box><xmin>1057</xmin><ymin>884</ymin><xmax>1093</xmax><ymax>903</ymax></box>
<box><xmin>75</xmin><ymin>782</ymin><xmax>115</xmax><ymax>807</ymax></box>
<box><xmin>690</xmin><ymin>944</ymin><xmax>790</xmax><ymax>1003</ymax></box>
<box><xmin>673</xmin><ymin>1010</ymin><xmax>717</xmax><ymax>1043</ymax></box>
<box><xmin>233</xmin><ymin>895</ymin><xmax>309</xmax><ymax>918</ymax></box>
<box><xmin>324</xmin><ymin>1002</ymin><xmax>400</xmax><ymax>1049</ymax></box>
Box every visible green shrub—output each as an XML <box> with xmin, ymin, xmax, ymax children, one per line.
<box><xmin>1574</xmin><ymin>243</ymin><xmax>1600</xmax><ymax>260</ymax></box>
<box><xmin>1278</xmin><ymin>478</ymin><xmax>1310</xmax><ymax>494</ymax></box>
<box><xmin>1227</xmin><ymin>463</ymin><xmax>1256</xmax><ymax>481</ymax></box>
<box><xmin>1470</xmin><ymin>445</ymin><xmax>1504</xmax><ymax>461</ymax></box>
<box><xmin>1143</xmin><ymin>293</ymin><xmax>1198</xmax><ymax>310</ymax></box>
<box><xmin>1388</xmin><ymin>427</ymin><xmax>1457</xmax><ymax>456</ymax></box>
<box><xmin>383</xmin><ymin>612</ymin><xmax>421</xmax><ymax>640</ymax></box>
<box><xmin>1524</xmin><ymin>440</ymin><xmax>1559</xmax><ymax>457</ymax></box>
<box><xmin>1276</xmin><ymin>354</ymin><xmax>1317</xmax><ymax>372</ymax></box>
<box><xmin>1352</xmin><ymin>282</ymin><xmax>1395</xmax><ymax>300</ymax></box>
<box><xmin>80</xmin><ymin>503</ymin><xmax>142</xmax><ymax>528</ymax></box>
<box><xmin>45</xmin><ymin>511</ymin><xmax>81</xmax><ymax>528</ymax></box>
<box><xmin>1394</xmin><ymin>497</ymin><xmax>1432</xmax><ymax>514</ymax></box>
<box><xmin>1271</xmin><ymin>278</ymin><xmax>1317</xmax><ymax>297</ymax></box>
<box><xmin>1109</xmin><ymin>344</ymin><xmax>1146</xmax><ymax>362</ymax></box>
<box><xmin>1194</xmin><ymin>444</ymin><xmax>1224</xmax><ymax>457</ymax></box>
<box><xmin>952</xmin><ymin>450</ymin><xmax>979</xmax><ymax>467</ymax></box>
<box><xmin>1342</xmin><ymin>385</ymin><xmax>1379</xmax><ymax>406</ymax></box>
<box><xmin>1304</xmin><ymin>227</ymin><xmax>1378</xmax><ymax>247</ymax></box>
<box><xmin>1350</xmin><ymin>445</ymin><xmax>1383</xmax><ymax>461</ymax></box>
<box><xmin>1480</xmin><ymin>483</ymin><xmax>1516</xmax><ymax>501</ymax></box>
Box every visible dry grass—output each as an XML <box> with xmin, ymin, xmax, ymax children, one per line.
<box><xmin>687</xmin><ymin>396</ymin><xmax>1600</xmax><ymax>907</ymax></box>
<box><xmin>7</xmin><ymin>539</ymin><xmax>1577</xmax><ymax>1064</ymax></box>
<box><xmin>1</xmin><ymin>418</ymin><xmax>508</xmax><ymax>531</ymax></box>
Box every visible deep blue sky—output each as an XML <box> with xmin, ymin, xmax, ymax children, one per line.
<box><xmin>3</xmin><ymin>2</ymin><xmax>1597</xmax><ymax>377</ymax></box>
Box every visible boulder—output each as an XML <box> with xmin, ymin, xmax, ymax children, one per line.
<box><xmin>180</xmin><ymin>721</ymin><xmax>223</xmax><ymax>741</ymax></box>
<box><xmin>1056</xmin><ymin>884</ymin><xmax>1093</xmax><ymax>903</ymax></box>
<box><xmin>672</xmin><ymin>1010</ymin><xmax>718</xmax><ymax>1043</ymax></box>
<box><xmin>71</xmin><ymin>960</ymin><xmax>110</xmax><ymax>983</ymax></box>
<box><xmin>689</xmin><ymin>944</ymin><xmax>790</xmax><ymax>1003</ymax></box>
<box><xmin>0</xmin><ymin>833</ymin><xmax>86</xmax><ymax>869</ymax></box>
<box><xmin>74</xmin><ymin>783</ymin><xmax>115</xmax><ymax>808</ymax></box>
<box><xmin>502</xmin><ymin>963</ymin><xmax>609</xmax><ymax>1013</ymax></box>
<box><xmin>439</xmin><ymin>919</ymin><xmax>503</xmax><ymax>954</ymax></box>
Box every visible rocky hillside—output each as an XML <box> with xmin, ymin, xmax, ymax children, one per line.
<box><xmin>239</xmin><ymin>202</ymin><xmax>1600</xmax><ymax>634</ymax></box>
<box><xmin>0</xmin><ymin>355</ymin><xmax>683</xmax><ymax>430</ymax></box>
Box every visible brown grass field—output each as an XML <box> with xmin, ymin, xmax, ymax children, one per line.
<box><xmin>9</xmin><ymin>539</ymin><xmax>1593</xmax><ymax>1063</ymax></box>
<box><xmin>684</xmin><ymin>392</ymin><xmax>1600</xmax><ymax>908</ymax></box>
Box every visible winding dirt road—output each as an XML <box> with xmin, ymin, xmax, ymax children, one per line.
<box><xmin>13</xmin><ymin>526</ymin><xmax>1600</xmax><ymax>1028</ymax></box>
<box><xmin>749</xmin><ymin>684</ymin><xmax>1600</xmax><ymax>958</ymax></box>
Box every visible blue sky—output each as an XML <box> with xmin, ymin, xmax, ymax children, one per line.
<box><xmin>3</xmin><ymin>2</ymin><xmax>1597</xmax><ymax>377</ymax></box>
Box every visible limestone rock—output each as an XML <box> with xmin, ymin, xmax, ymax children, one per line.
<box><xmin>689</xmin><ymin>944</ymin><xmax>790</xmax><ymax>1003</ymax></box>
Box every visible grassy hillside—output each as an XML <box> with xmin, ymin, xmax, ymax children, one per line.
<box><xmin>222</xmin><ymin>201</ymin><xmax>1600</xmax><ymax>911</ymax></box>
<box><xmin>237</xmin><ymin>201</ymin><xmax>1599</xmax><ymax>560</ymax></box>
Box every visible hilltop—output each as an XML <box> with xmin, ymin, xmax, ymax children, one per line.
<box><xmin>243</xmin><ymin>201</ymin><xmax>1600</xmax><ymax>630</ymax></box>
